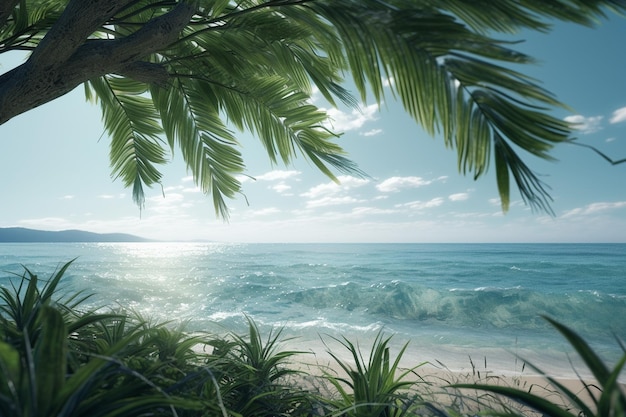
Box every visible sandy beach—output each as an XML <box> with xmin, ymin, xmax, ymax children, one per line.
<box><xmin>286</xmin><ymin>345</ymin><xmax>624</xmax><ymax>415</ymax></box>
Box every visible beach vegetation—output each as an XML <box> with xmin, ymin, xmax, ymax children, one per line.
<box><xmin>1</xmin><ymin>261</ymin><xmax>624</xmax><ymax>416</ymax></box>
<box><xmin>202</xmin><ymin>316</ymin><xmax>315</xmax><ymax>417</ymax></box>
<box><xmin>2</xmin><ymin>1</ymin><xmax>625</xmax><ymax>216</ymax></box>
<box><xmin>453</xmin><ymin>317</ymin><xmax>626</xmax><ymax>417</ymax></box>
<box><xmin>322</xmin><ymin>332</ymin><xmax>427</xmax><ymax>417</ymax></box>
<box><xmin>0</xmin><ymin>264</ymin><xmax>201</xmax><ymax>416</ymax></box>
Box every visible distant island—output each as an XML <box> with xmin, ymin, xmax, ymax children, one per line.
<box><xmin>0</xmin><ymin>227</ymin><xmax>150</xmax><ymax>243</ymax></box>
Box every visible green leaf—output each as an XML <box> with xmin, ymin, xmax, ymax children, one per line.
<box><xmin>543</xmin><ymin>316</ymin><xmax>611</xmax><ymax>384</ymax></box>
<box><xmin>494</xmin><ymin>134</ymin><xmax>511</xmax><ymax>212</ymax></box>
<box><xmin>0</xmin><ymin>340</ymin><xmax>20</xmax><ymax>384</ymax></box>
<box><xmin>452</xmin><ymin>383</ymin><xmax>578</xmax><ymax>417</ymax></box>
<box><xmin>454</xmin><ymin>317</ymin><xmax>626</xmax><ymax>417</ymax></box>
<box><xmin>34</xmin><ymin>306</ymin><xmax>67</xmax><ymax>416</ymax></box>
<box><xmin>87</xmin><ymin>76</ymin><xmax>167</xmax><ymax>208</ymax></box>
<box><xmin>67</xmin><ymin>0</ymin><xmax>626</xmax><ymax>216</ymax></box>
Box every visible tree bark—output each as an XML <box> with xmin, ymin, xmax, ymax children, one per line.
<box><xmin>28</xmin><ymin>0</ymin><xmax>132</xmax><ymax>70</ymax></box>
<box><xmin>0</xmin><ymin>1</ymin><xmax>196</xmax><ymax>125</ymax></box>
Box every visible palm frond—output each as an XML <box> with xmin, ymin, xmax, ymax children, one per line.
<box><xmin>165</xmin><ymin>12</ymin><xmax>365</xmax><ymax>182</ymax></box>
<box><xmin>151</xmin><ymin>76</ymin><xmax>244</xmax><ymax>218</ymax></box>
<box><xmin>308</xmin><ymin>1</ymin><xmax>573</xmax><ymax>211</ymax></box>
<box><xmin>59</xmin><ymin>0</ymin><xmax>625</xmax><ymax>215</ymax></box>
<box><xmin>0</xmin><ymin>0</ymin><xmax>63</xmax><ymax>52</ymax></box>
<box><xmin>86</xmin><ymin>75</ymin><xmax>167</xmax><ymax>208</ymax></box>
<box><xmin>417</xmin><ymin>0</ymin><xmax>626</xmax><ymax>33</ymax></box>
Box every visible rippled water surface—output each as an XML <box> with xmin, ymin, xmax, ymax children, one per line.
<box><xmin>1</xmin><ymin>242</ymin><xmax>624</xmax><ymax>376</ymax></box>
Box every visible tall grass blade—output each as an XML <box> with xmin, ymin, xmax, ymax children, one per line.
<box><xmin>453</xmin><ymin>317</ymin><xmax>626</xmax><ymax>417</ymax></box>
<box><xmin>452</xmin><ymin>383</ymin><xmax>578</xmax><ymax>417</ymax></box>
<box><xmin>542</xmin><ymin>316</ymin><xmax>611</xmax><ymax>384</ymax></box>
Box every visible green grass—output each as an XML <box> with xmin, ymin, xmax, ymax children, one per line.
<box><xmin>1</xmin><ymin>260</ymin><xmax>624</xmax><ymax>417</ymax></box>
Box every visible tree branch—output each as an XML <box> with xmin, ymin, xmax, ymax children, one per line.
<box><xmin>111</xmin><ymin>1</ymin><xmax>196</xmax><ymax>62</ymax></box>
<box><xmin>0</xmin><ymin>2</ymin><xmax>196</xmax><ymax>125</ymax></box>
<box><xmin>28</xmin><ymin>0</ymin><xmax>132</xmax><ymax>70</ymax></box>
<box><xmin>115</xmin><ymin>62</ymin><xmax>171</xmax><ymax>87</ymax></box>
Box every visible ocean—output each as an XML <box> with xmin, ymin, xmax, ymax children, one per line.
<box><xmin>1</xmin><ymin>242</ymin><xmax>624</xmax><ymax>378</ymax></box>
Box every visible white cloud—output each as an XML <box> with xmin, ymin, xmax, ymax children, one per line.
<box><xmin>301</xmin><ymin>175</ymin><xmax>370</xmax><ymax>199</ymax></box>
<box><xmin>249</xmin><ymin>207</ymin><xmax>281</xmax><ymax>217</ymax></box>
<box><xmin>350</xmin><ymin>206</ymin><xmax>397</xmax><ymax>216</ymax></box>
<box><xmin>324</xmin><ymin>103</ymin><xmax>379</xmax><ymax>132</ymax></box>
<box><xmin>307</xmin><ymin>86</ymin><xmax>322</xmax><ymax>104</ymax></box>
<box><xmin>271</xmin><ymin>183</ymin><xmax>291</xmax><ymax>193</ymax></box>
<box><xmin>376</xmin><ymin>176</ymin><xmax>432</xmax><ymax>192</ymax></box>
<box><xmin>236</xmin><ymin>174</ymin><xmax>254</xmax><ymax>183</ymax></box>
<box><xmin>423</xmin><ymin>197</ymin><xmax>445</xmax><ymax>208</ymax></box>
<box><xmin>301</xmin><ymin>183</ymin><xmax>338</xmax><ymax>199</ymax></box>
<box><xmin>182</xmin><ymin>187</ymin><xmax>202</xmax><ymax>193</ymax></box>
<box><xmin>164</xmin><ymin>185</ymin><xmax>183</xmax><ymax>192</ymax></box>
<box><xmin>396</xmin><ymin>197</ymin><xmax>444</xmax><ymax>210</ymax></box>
<box><xmin>18</xmin><ymin>217</ymin><xmax>72</xmax><ymax>230</ymax></box>
<box><xmin>361</xmin><ymin>128</ymin><xmax>383</xmax><ymax>137</ymax></box>
<box><xmin>564</xmin><ymin>114</ymin><xmax>603</xmax><ymax>134</ymax></box>
<box><xmin>561</xmin><ymin>201</ymin><xmax>626</xmax><ymax>218</ymax></box>
<box><xmin>61</xmin><ymin>195</ymin><xmax>74</xmax><ymax>200</ymax></box>
<box><xmin>145</xmin><ymin>193</ymin><xmax>190</xmax><ymax>215</ymax></box>
<box><xmin>182</xmin><ymin>176</ymin><xmax>194</xmax><ymax>183</ymax></box>
<box><xmin>383</xmin><ymin>77</ymin><xmax>395</xmax><ymax>87</ymax></box>
<box><xmin>488</xmin><ymin>197</ymin><xmax>524</xmax><ymax>209</ymax></box>
<box><xmin>449</xmin><ymin>192</ymin><xmax>469</xmax><ymax>202</ymax></box>
<box><xmin>337</xmin><ymin>175</ymin><xmax>371</xmax><ymax>188</ymax></box>
<box><xmin>452</xmin><ymin>211</ymin><xmax>492</xmax><ymax>219</ymax></box>
<box><xmin>95</xmin><ymin>193</ymin><xmax>126</xmax><ymax>199</ymax></box>
<box><xmin>149</xmin><ymin>193</ymin><xmax>184</xmax><ymax>204</ymax></box>
<box><xmin>609</xmin><ymin>107</ymin><xmax>626</xmax><ymax>124</ymax></box>
<box><xmin>255</xmin><ymin>170</ymin><xmax>301</xmax><ymax>181</ymax></box>
<box><xmin>306</xmin><ymin>196</ymin><xmax>363</xmax><ymax>209</ymax></box>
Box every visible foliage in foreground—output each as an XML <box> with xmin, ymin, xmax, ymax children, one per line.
<box><xmin>323</xmin><ymin>333</ymin><xmax>428</xmax><ymax>417</ymax></box>
<box><xmin>453</xmin><ymin>317</ymin><xmax>626</xmax><ymax>417</ymax></box>
<box><xmin>0</xmin><ymin>261</ymin><xmax>624</xmax><ymax>417</ymax></box>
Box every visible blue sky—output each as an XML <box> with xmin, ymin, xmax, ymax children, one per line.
<box><xmin>1</xmin><ymin>15</ymin><xmax>626</xmax><ymax>242</ymax></box>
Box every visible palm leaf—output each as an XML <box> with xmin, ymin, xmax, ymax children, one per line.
<box><xmin>86</xmin><ymin>76</ymin><xmax>167</xmax><ymax>208</ymax></box>
<box><xmin>61</xmin><ymin>0</ymin><xmax>625</xmax><ymax>215</ymax></box>
<box><xmin>151</xmin><ymin>77</ymin><xmax>244</xmax><ymax>218</ymax></box>
<box><xmin>308</xmin><ymin>1</ymin><xmax>574</xmax><ymax>212</ymax></box>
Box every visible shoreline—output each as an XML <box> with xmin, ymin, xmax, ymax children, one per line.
<box><xmin>277</xmin><ymin>334</ymin><xmax>604</xmax><ymax>380</ymax></box>
<box><xmin>287</xmin><ymin>350</ymin><xmax>612</xmax><ymax>412</ymax></box>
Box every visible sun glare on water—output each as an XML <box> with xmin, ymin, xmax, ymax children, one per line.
<box><xmin>85</xmin><ymin>242</ymin><xmax>241</xmax><ymax>323</ymax></box>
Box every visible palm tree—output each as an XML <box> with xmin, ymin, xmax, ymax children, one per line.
<box><xmin>1</xmin><ymin>1</ymin><xmax>624</xmax><ymax>216</ymax></box>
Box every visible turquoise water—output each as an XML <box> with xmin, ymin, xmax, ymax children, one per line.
<box><xmin>1</xmin><ymin>242</ymin><xmax>624</xmax><ymax>377</ymax></box>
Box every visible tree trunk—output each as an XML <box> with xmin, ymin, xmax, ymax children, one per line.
<box><xmin>0</xmin><ymin>1</ymin><xmax>196</xmax><ymax>125</ymax></box>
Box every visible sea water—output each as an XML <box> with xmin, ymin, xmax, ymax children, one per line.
<box><xmin>1</xmin><ymin>242</ymin><xmax>624</xmax><ymax>378</ymax></box>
